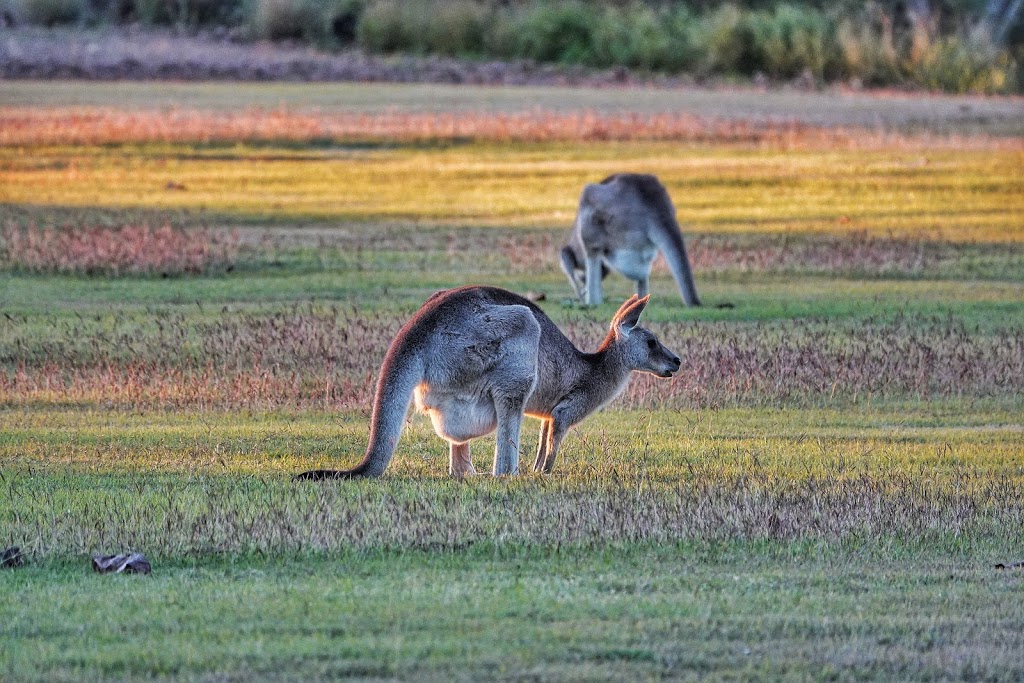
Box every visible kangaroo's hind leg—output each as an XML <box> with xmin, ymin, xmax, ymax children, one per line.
<box><xmin>493</xmin><ymin>396</ymin><xmax>529</xmax><ymax>476</ymax></box>
<box><xmin>485</xmin><ymin>305</ymin><xmax>542</xmax><ymax>476</ymax></box>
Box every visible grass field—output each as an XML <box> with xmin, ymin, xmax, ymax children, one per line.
<box><xmin>1</xmin><ymin>82</ymin><xmax>1023</xmax><ymax>680</ymax></box>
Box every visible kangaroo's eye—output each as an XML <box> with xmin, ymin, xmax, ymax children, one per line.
<box><xmin>647</xmin><ymin>338</ymin><xmax>658</xmax><ymax>349</ymax></box>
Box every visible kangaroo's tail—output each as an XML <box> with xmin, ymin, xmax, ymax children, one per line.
<box><xmin>652</xmin><ymin>219</ymin><xmax>700</xmax><ymax>307</ymax></box>
<box><xmin>294</xmin><ymin>340</ymin><xmax>423</xmax><ymax>481</ymax></box>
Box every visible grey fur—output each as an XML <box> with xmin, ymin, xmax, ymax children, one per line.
<box><xmin>561</xmin><ymin>173</ymin><xmax>701</xmax><ymax>307</ymax></box>
<box><xmin>294</xmin><ymin>286</ymin><xmax>680</xmax><ymax>480</ymax></box>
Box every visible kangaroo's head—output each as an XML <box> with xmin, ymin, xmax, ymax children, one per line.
<box><xmin>608</xmin><ymin>295</ymin><xmax>681</xmax><ymax>378</ymax></box>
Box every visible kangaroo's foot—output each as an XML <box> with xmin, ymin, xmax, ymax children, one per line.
<box><xmin>449</xmin><ymin>442</ymin><xmax>478</xmax><ymax>479</ymax></box>
<box><xmin>449</xmin><ymin>467</ymin><xmax>478</xmax><ymax>480</ymax></box>
<box><xmin>293</xmin><ymin>469</ymin><xmax>359</xmax><ymax>482</ymax></box>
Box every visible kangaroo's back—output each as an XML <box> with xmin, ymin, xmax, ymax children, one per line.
<box><xmin>437</xmin><ymin>286</ymin><xmax>576</xmax><ymax>351</ymax></box>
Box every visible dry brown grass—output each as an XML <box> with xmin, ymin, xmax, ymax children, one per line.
<box><xmin>2</xmin><ymin>107</ymin><xmax>1019</xmax><ymax>150</ymax></box>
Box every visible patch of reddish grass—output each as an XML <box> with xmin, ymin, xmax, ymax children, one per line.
<box><xmin>625</xmin><ymin>315</ymin><xmax>1024</xmax><ymax>408</ymax></box>
<box><xmin>2</xmin><ymin>309</ymin><xmax>1020</xmax><ymax>411</ymax></box>
<box><xmin>687</xmin><ymin>232</ymin><xmax>943</xmax><ymax>275</ymax></box>
<box><xmin>1</xmin><ymin>222</ymin><xmax>239</xmax><ymax>276</ymax></box>
<box><xmin>1</xmin><ymin>107</ymin><xmax>1018</xmax><ymax>150</ymax></box>
<box><xmin>248</xmin><ymin>228</ymin><xmax>1021</xmax><ymax>279</ymax></box>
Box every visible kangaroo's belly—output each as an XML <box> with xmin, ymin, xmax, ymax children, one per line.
<box><xmin>605</xmin><ymin>246</ymin><xmax>656</xmax><ymax>280</ymax></box>
<box><xmin>414</xmin><ymin>383</ymin><xmax>497</xmax><ymax>444</ymax></box>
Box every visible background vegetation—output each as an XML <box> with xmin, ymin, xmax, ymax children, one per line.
<box><xmin>1</xmin><ymin>0</ymin><xmax>1021</xmax><ymax>92</ymax></box>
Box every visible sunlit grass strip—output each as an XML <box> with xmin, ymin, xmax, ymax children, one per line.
<box><xmin>2</xmin><ymin>420</ymin><xmax>1022</xmax><ymax>557</ymax></box>
<box><xmin>2</xmin><ymin>107</ymin><xmax>1020</xmax><ymax>150</ymax></box>
<box><xmin>2</xmin><ymin>142</ymin><xmax>1020</xmax><ymax>241</ymax></box>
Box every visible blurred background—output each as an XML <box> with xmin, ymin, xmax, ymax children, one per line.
<box><xmin>1</xmin><ymin>0</ymin><xmax>1021</xmax><ymax>94</ymax></box>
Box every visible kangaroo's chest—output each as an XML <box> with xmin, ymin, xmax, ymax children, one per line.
<box><xmin>414</xmin><ymin>382</ymin><xmax>497</xmax><ymax>444</ymax></box>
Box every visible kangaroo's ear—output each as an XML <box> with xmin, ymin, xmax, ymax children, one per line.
<box><xmin>614</xmin><ymin>295</ymin><xmax>649</xmax><ymax>333</ymax></box>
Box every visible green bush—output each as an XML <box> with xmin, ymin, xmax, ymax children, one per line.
<box><xmin>690</xmin><ymin>4</ymin><xmax>747</xmax><ymax>75</ymax></box>
<box><xmin>660</xmin><ymin>6</ymin><xmax>706</xmax><ymax>73</ymax></box>
<box><xmin>131</xmin><ymin>0</ymin><xmax>167</xmax><ymax>24</ymax></box>
<box><xmin>290</xmin><ymin>0</ymin><xmax>365</xmax><ymax>47</ymax></box>
<box><xmin>490</xmin><ymin>1</ymin><xmax>596</xmax><ymax>64</ymax></box>
<box><xmin>244</xmin><ymin>0</ymin><xmax>362</xmax><ymax>45</ymax></box>
<box><xmin>247</xmin><ymin>0</ymin><xmax>317</xmax><ymax>40</ymax></box>
<box><xmin>742</xmin><ymin>4</ymin><xmax>835</xmax><ymax>80</ymax></box>
<box><xmin>424</xmin><ymin>0</ymin><xmax>486</xmax><ymax>56</ymax></box>
<box><xmin>249</xmin><ymin>0</ymin><xmax>309</xmax><ymax>38</ymax></box>
<box><xmin>130</xmin><ymin>0</ymin><xmax>243</xmax><ymax>26</ymax></box>
<box><xmin>358</xmin><ymin>0</ymin><xmax>483</xmax><ymax>56</ymax></box>
<box><xmin>16</xmin><ymin>0</ymin><xmax>83</xmax><ymax>25</ymax></box>
<box><xmin>833</xmin><ymin>9</ymin><xmax>1017</xmax><ymax>93</ymax></box>
<box><xmin>836</xmin><ymin>15</ymin><xmax>901</xmax><ymax>85</ymax></box>
<box><xmin>910</xmin><ymin>35</ymin><xmax>1016</xmax><ymax>94</ymax></box>
<box><xmin>358</xmin><ymin>0</ymin><xmax>419</xmax><ymax>53</ymax></box>
<box><xmin>590</xmin><ymin>4</ymin><xmax>674</xmax><ymax>71</ymax></box>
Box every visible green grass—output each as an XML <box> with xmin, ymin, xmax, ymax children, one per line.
<box><xmin>2</xmin><ymin>81</ymin><xmax>1024</xmax><ymax>680</ymax></box>
<box><xmin>4</xmin><ymin>545</ymin><xmax>1023</xmax><ymax>681</ymax></box>
<box><xmin>3</xmin><ymin>405</ymin><xmax>1023</xmax><ymax>679</ymax></box>
<box><xmin>3</xmin><ymin>405</ymin><xmax>1023</xmax><ymax>678</ymax></box>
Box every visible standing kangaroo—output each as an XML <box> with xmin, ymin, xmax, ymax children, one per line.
<box><xmin>294</xmin><ymin>286</ymin><xmax>680</xmax><ymax>480</ymax></box>
<box><xmin>561</xmin><ymin>173</ymin><xmax>701</xmax><ymax>307</ymax></box>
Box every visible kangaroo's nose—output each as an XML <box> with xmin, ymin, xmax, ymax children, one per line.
<box><xmin>671</xmin><ymin>355</ymin><xmax>681</xmax><ymax>367</ymax></box>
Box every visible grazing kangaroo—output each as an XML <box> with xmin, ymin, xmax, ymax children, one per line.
<box><xmin>294</xmin><ymin>286</ymin><xmax>680</xmax><ymax>480</ymax></box>
<box><xmin>561</xmin><ymin>173</ymin><xmax>701</xmax><ymax>307</ymax></box>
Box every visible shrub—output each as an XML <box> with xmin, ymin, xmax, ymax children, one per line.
<box><xmin>316</xmin><ymin>0</ymin><xmax>364</xmax><ymax>46</ymax></box>
<box><xmin>130</xmin><ymin>0</ymin><xmax>243</xmax><ymax>26</ymax></box>
<box><xmin>15</xmin><ymin>0</ymin><xmax>83</xmax><ymax>25</ymax></box>
<box><xmin>246</xmin><ymin>0</ymin><xmax>318</xmax><ymax>40</ymax></box>
<box><xmin>741</xmin><ymin>4</ymin><xmax>837</xmax><ymax>80</ymax></box>
<box><xmin>421</xmin><ymin>0</ymin><xmax>487</xmax><ymax>56</ymax></box>
<box><xmin>131</xmin><ymin>0</ymin><xmax>168</xmax><ymax>24</ymax></box>
<box><xmin>690</xmin><ymin>4</ymin><xmax>747</xmax><ymax>75</ymax></box>
<box><xmin>357</xmin><ymin>0</ymin><xmax>417</xmax><ymax>53</ymax></box>
<box><xmin>590</xmin><ymin>3</ymin><xmax>675</xmax><ymax>71</ymax></box>
<box><xmin>358</xmin><ymin>0</ymin><xmax>486</xmax><ymax>55</ymax></box>
<box><xmin>910</xmin><ymin>34</ymin><xmax>1016</xmax><ymax>94</ymax></box>
<box><xmin>489</xmin><ymin>1</ymin><xmax>596</xmax><ymax>64</ymax></box>
<box><xmin>660</xmin><ymin>6</ymin><xmax>706</xmax><ymax>73</ymax></box>
<box><xmin>836</xmin><ymin>14</ymin><xmax>901</xmax><ymax>85</ymax></box>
